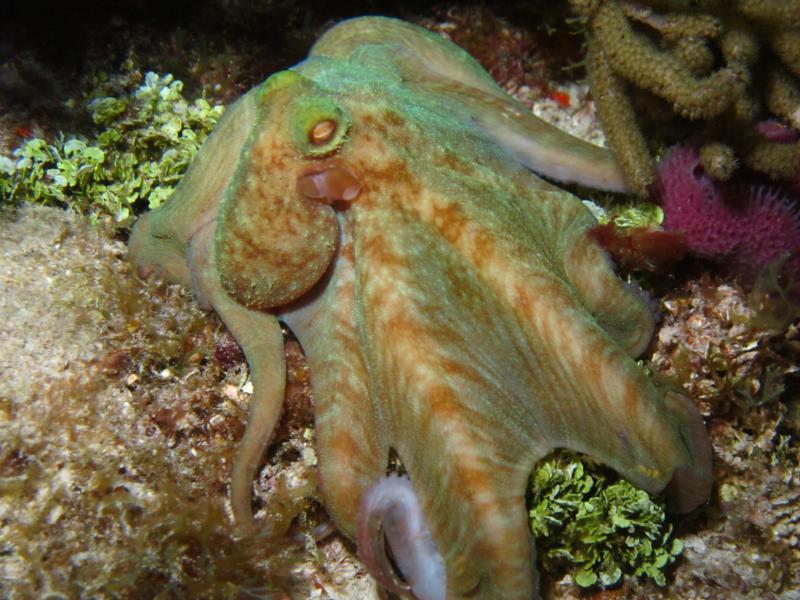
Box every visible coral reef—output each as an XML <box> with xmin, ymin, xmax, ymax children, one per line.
<box><xmin>657</xmin><ymin>144</ymin><xmax>800</xmax><ymax>291</ymax></box>
<box><xmin>1</xmin><ymin>4</ymin><xmax>798</xmax><ymax>598</ymax></box>
<box><xmin>569</xmin><ymin>0</ymin><xmax>800</xmax><ymax>196</ymax></box>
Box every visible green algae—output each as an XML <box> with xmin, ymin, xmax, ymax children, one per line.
<box><xmin>0</xmin><ymin>64</ymin><xmax>223</xmax><ymax>227</ymax></box>
<box><xmin>528</xmin><ymin>452</ymin><xmax>683</xmax><ymax>589</ymax></box>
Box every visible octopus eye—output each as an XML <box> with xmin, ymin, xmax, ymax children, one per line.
<box><xmin>357</xmin><ymin>475</ymin><xmax>447</xmax><ymax>600</ymax></box>
<box><xmin>290</xmin><ymin>95</ymin><xmax>351</xmax><ymax>158</ymax></box>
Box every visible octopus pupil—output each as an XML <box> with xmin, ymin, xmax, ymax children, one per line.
<box><xmin>310</xmin><ymin>119</ymin><xmax>337</xmax><ymax>144</ymax></box>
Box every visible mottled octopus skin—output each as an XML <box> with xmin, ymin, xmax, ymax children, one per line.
<box><xmin>128</xmin><ymin>17</ymin><xmax>712</xmax><ymax>600</ymax></box>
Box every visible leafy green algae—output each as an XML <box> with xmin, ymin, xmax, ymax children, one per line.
<box><xmin>528</xmin><ymin>452</ymin><xmax>683</xmax><ymax>589</ymax></box>
<box><xmin>0</xmin><ymin>67</ymin><xmax>223</xmax><ymax>226</ymax></box>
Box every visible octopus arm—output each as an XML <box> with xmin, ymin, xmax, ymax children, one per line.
<box><xmin>357</xmin><ymin>474</ymin><xmax>447</xmax><ymax>600</ymax></box>
<box><xmin>188</xmin><ymin>222</ymin><xmax>288</xmax><ymax>533</ymax></box>
<box><xmin>534</xmin><ymin>189</ymin><xmax>656</xmax><ymax>357</ymax></box>
<box><xmin>472</xmin><ymin>107</ymin><xmax>630</xmax><ymax>192</ymax></box>
<box><xmin>280</xmin><ymin>217</ymin><xmax>389</xmax><ymax>537</ymax></box>
<box><xmin>351</xmin><ymin>206</ymin><xmax>546</xmax><ymax>598</ymax></box>
<box><xmin>659</xmin><ymin>390</ymin><xmax>714</xmax><ymax>513</ymax></box>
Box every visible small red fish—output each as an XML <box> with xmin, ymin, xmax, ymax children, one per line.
<box><xmin>547</xmin><ymin>89</ymin><xmax>571</xmax><ymax>108</ymax></box>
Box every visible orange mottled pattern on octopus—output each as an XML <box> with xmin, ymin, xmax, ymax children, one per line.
<box><xmin>348</xmin><ymin>197</ymin><xmax>538</xmax><ymax>596</ymax></box>
<box><xmin>296</xmin><ymin>225</ymin><xmax>387</xmax><ymax>535</ymax></box>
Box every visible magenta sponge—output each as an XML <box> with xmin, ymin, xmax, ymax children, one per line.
<box><xmin>657</xmin><ymin>145</ymin><xmax>800</xmax><ymax>288</ymax></box>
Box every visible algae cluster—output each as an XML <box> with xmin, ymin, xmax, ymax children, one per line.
<box><xmin>528</xmin><ymin>452</ymin><xmax>683</xmax><ymax>589</ymax></box>
<box><xmin>1</xmin><ymin>64</ymin><xmax>223</xmax><ymax>226</ymax></box>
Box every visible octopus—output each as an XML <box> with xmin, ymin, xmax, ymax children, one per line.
<box><xmin>128</xmin><ymin>16</ymin><xmax>712</xmax><ymax>600</ymax></box>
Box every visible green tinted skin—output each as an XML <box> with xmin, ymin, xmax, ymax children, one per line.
<box><xmin>129</xmin><ymin>17</ymin><xmax>711</xmax><ymax>600</ymax></box>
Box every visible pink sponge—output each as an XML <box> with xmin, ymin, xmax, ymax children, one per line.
<box><xmin>657</xmin><ymin>145</ymin><xmax>800</xmax><ymax>288</ymax></box>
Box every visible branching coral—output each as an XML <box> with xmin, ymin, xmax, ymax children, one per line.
<box><xmin>569</xmin><ymin>0</ymin><xmax>800</xmax><ymax>196</ymax></box>
<box><xmin>0</xmin><ymin>64</ymin><xmax>223</xmax><ymax>226</ymax></box>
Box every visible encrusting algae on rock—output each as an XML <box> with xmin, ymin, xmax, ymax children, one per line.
<box><xmin>0</xmin><ymin>205</ymin><xmax>375</xmax><ymax>598</ymax></box>
<box><xmin>648</xmin><ymin>276</ymin><xmax>800</xmax><ymax>596</ymax></box>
